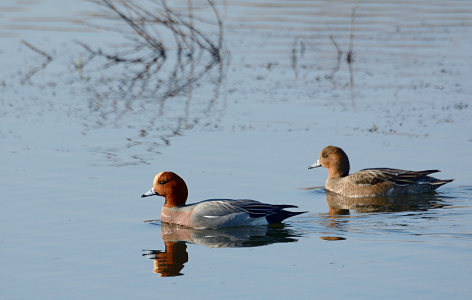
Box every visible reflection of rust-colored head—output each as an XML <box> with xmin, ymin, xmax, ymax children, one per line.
<box><xmin>151</xmin><ymin>241</ymin><xmax>188</xmax><ymax>277</ymax></box>
<box><xmin>152</xmin><ymin>172</ymin><xmax>189</xmax><ymax>208</ymax></box>
<box><xmin>319</xmin><ymin>236</ymin><xmax>346</xmax><ymax>241</ymax></box>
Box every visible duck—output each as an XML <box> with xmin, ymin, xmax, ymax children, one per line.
<box><xmin>141</xmin><ymin>171</ymin><xmax>305</xmax><ymax>229</ymax></box>
<box><xmin>308</xmin><ymin>145</ymin><xmax>453</xmax><ymax>197</ymax></box>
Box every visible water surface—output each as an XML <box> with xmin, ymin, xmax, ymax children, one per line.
<box><xmin>1</xmin><ymin>0</ymin><xmax>471</xmax><ymax>299</ymax></box>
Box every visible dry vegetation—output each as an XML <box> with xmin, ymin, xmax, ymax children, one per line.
<box><xmin>77</xmin><ymin>0</ymin><xmax>227</xmax><ymax>102</ymax></box>
<box><xmin>291</xmin><ymin>6</ymin><xmax>358</xmax><ymax>108</ymax></box>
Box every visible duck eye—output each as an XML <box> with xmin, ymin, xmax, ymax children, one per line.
<box><xmin>159</xmin><ymin>180</ymin><xmax>168</xmax><ymax>185</ymax></box>
<box><xmin>322</xmin><ymin>154</ymin><xmax>328</xmax><ymax>158</ymax></box>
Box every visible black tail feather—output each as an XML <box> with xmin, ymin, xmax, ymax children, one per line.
<box><xmin>266</xmin><ymin>210</ymin><xmax>306</xmax><ymax>224</ymax></box>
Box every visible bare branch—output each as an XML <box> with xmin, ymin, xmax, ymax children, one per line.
<box><xmin>21</xmin><ymin>40</ymin><xmax>52</xmax><ymax>61</ymax></box>
<box><xmin>21</xmin><ymin>40</ymin><xmax>53</xmax><ymax>84</ymax></box>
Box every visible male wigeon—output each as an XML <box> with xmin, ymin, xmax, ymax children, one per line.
<box><xmin>308</xmin><ymin>146</ymin><xmax>453</xmax><ymax>197</ymax></box>
<box><xmin>141</xmin><ymin>171</ymin><xmax>305</xmax><ymax>229</ymax></box>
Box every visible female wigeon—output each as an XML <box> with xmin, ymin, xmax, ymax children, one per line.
<box><xmin>141</xmin><ymin>171</ymin><xmax>305</xmax><ymax>229</ymax></box>
<box><xmin>308</xmin><ymin>146</ymin><xmax>453</xmax><ymax>197</ymax></box>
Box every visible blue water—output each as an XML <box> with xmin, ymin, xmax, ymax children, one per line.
<box><xmin>1</xmin><ymin>0</ymin><xmax>472</xmax><ymax>299</ymax></box>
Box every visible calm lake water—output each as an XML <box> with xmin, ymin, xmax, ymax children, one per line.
<box><xmin>1</xmin><ymin>0</ymin><xmax>471</xmax><ymax>299</ymax></box>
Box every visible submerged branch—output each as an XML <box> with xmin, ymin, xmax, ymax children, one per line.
<box><xmin>348</xmin><ymin>6</ymin><xmax>359</xmax><ymax>109</ymax></box>
<box><xmin>21</xmin><ymin>40</ymin><xmax>53</xmax><ymax>84</ymax></box>
<box><xmin>78</xmin><ymin>0</ymin><xmax>227</xmax><ymax>102</ymax></box>
<box><xmin>21</xmin><ymin>40</ymin><xmax>52</xmax><ymax>61</ymax></box>
<box><xmin>290</xmin><ymin>6</ymin><xmax>358</xmax><ymax>109</ymax></box>
<box><xmin>329</xmin><ymin>35</ymin><xmax>342</xmax><ymax>82</ymax></box>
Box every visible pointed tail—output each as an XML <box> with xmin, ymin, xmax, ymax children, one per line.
<box><xmin>266</xmin><ymin>210</ymin><xmax>306</xmax><ymax>224</ymax></box>
<box><xmin>431</xmin><ymin>179</ymin><xmax>454</xmax><ymax>188</ymax></box>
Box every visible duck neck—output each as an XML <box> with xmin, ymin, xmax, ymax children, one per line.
<box><xmin>163</xmin><ymin>187</ymin><xmax>188</xmax><ymax>208</ymax></box>
<box><xmin>328</xmin><ymin>169</ymin><xmax>343</xmax><ymax>179</ymax></box>
<box><xmin>328</xmin><ymin>163</ymin><xmax>349</xmax><ymax>179</ymax></box>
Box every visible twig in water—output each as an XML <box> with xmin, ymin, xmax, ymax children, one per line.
<box><xmin>290</xmin><ymin>37</ymin><xmax>308</xmax><ymax>79</ymax></box>
<box><xmin>347</xmin><ymin>6</ymin><xmax>359</xmax><ymax>109</ymax></box>
<box><xmin>329</xmin><ymin>35</ymin><xmax>343</xmax><ymax>84</ymax></box>
<box><xmin>290</xmin><ymin>6</ymin><xmax>358</xmax><ymax>110</ymax></box>
<box><xmin>21</xmin><ymin>40</ymin><xmax>52</xmax><ymax>61</ymax></box>
<box><xmin>79</xmin><ymin>0</ymin><xmax>226</xmax><ymax>101</ymax></box>
<box><xmin>20</xmin><ymin>40</ymin><xmax>53</xmax><ymax>84</ymax></box>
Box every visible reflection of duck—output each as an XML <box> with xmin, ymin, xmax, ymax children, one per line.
<box><xmin>143</xmin><ymin>222</ymin><xmax>301</xmax><ymax>277</ymax></box>
<box><xmin>159</xmin><ymin>222</ymin><xmax>300</xmax><ymax>248</ymax></box>
<box><xmin>308</xmin><ymin>146</ymin><xmax>453</xmax><ymax>197</ymax></box>
<box><xmin>141</xmin><ymin>171</ymin><xmax>305</xmax><ymax>229</ymax></box>
<box><xmin>325</xmin><ymin>190</ymin><xmax>449</xmax><ymax>214</ymax></box>
<box><xmin>144</xmin><ymin>242</ymin><xmax>188</xmax><ymax>277</ymax></box>
<box><xmin>318</xmin><ymin>191</ymin><xmax>452</xmax><ymax>238</ymax></box>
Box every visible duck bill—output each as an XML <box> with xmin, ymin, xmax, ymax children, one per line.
<box><xmin>308</xmin><ymin>159</ymin><xmax>321</xmax><ymax>169</ymax></box>
<box><xmin>141</xmin><ymin>187</ymin><xmax>158</xmax><ymax>198</ymax></box>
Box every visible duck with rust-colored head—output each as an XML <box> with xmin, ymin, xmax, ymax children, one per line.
<box><xmin>308</xmin><ymin>146</ymin><xmax>453</xmax><ymax>197</ymax></box>
<box><xmin>141</xmin><ymin>171</ymin><xmax>305</xmax><ymax>229</ymax></box>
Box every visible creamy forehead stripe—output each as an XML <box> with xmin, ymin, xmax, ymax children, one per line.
<box><xmin>153</xmin><ymin>172</ymin><xmax>164</xmax><ymax>186</ymax></box>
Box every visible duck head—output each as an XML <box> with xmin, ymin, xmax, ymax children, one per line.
<box><xmin>141</xmin><ymin>171</ymin><xmax>188</xmax><ymax>207</ymax></box>
<box><xmin>308</xmin><ymin>146</ymin><xmax>350</xmax><ymax>178</ymax></box>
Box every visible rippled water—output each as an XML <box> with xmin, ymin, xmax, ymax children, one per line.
<box><xmin>1</xmin><ymin>0</ymin><xmax>472</xmax><ymax>299</ymax></box>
